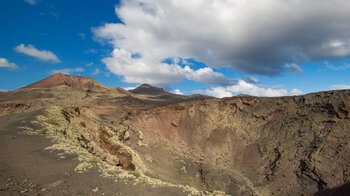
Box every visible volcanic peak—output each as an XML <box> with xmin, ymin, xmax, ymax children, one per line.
<box><xmin>129</xmin><ymin>84</ymin><xmax>166</xmax><ymax>95</ymax></box>
<box><xmin>24</xmin><ymin>73</ymin><xmax>106</xmax><ymax>90</ymax></box>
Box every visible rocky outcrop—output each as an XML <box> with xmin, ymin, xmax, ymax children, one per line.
<box><xmin>123</xmin><ymin>90</ymin><xmax>350</xmax><ymax>195</ymax></box>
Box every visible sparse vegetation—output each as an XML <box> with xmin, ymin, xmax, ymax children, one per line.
<box><xmin>22</xmin><ymin>105</ymin><xmax>203</xmax><ymax>195</ymax></box>
<box><xmin>45</xmin><ymin>118</ymin><xmax>59</xmax><ymax>126</ymax></box>
<box><xmin>3</xmin><ymin>73</ymin><xmax>349</xmax><ymax>195</ymax></box>
<box><xmin>39</xmin><ymin>128</ymin><xmax>47</xmax><ymax>134</ymax></box>
<box><xmin>129</xmin><ymin>170</ymin><xmax>141</xmax><ymax>178</ymax></box>
<box><xmin>181</xmin><ymin>177</ymin><xmax>193</xmax><ymax>185</ymax></box>
<box><xmin>88</xmin><ymin>156</ymin><xmax>101</xmax><ymax>163</ymax></box>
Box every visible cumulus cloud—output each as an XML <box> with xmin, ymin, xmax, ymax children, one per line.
<box><xmin>183</xmin><ymin>66</ymin><xmax>235</xmax><ymax>85</ymax></box>
<box><xmin>103</xmin><ymin>48</ymin><xmax>234</xmax><ymax>86</ymax></box>
<box><xmin>94</xmin><ymin>0</ymin><xmax>350</xmax><ymax>77</ymax></box>
<box><xmin>329</xmin><ymin>84</ymin><xmax>350</xmax><ymax>90</ymax></box>
<box><xmin>103</xmin><ymin>49</ymin><xmax>184</xmax><ymax>86</ymax></box>
<box><xmin>14</xmin><ymin>44</ymin><xmax>60</xmax><ymax>63</ymax></box>
<box><xmin>49</xmin><ymin>67</ymin><xmax>84</xmax><ymax>75</ymax></box>
<box><xmin>204</xmin><ymin>80</ymin><xmax>304</xmax><ymax>98</ymax></box>
<box><xmin>0</xmin><ymin>58</ymin><xmax>19</xmax><ymax>70</ymax></box>
<box><xmin>171</xmin><ymin>89</ymin><xmax>184</xmax><ymax>95</ymax></box>
<box><xmin>24</xmin><ymin>0</ymin><xmax>36</xmax><ymax>5</ymax></box>
<box><xmin>205</xmin><ymin>87</ymin><xmax>233</xmax><ymax>98</ymax></box>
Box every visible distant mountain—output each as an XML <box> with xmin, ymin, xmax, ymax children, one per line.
<box><xmin>0</xmin><ymin>74</ymin><xmax>209</xmax><ymax>114</ymax></box>
<box><xmin>129</xmin><ymin>84</ymin><xmax>166</xmax><ymax>95</ymax></box>
<box><xmin>24</xmin><ymin>73</ymin><xmax>107</xmax><ymax>92</ymax></box>
<box><xmin>129</xmin><ymin>83</ymin><xmax>209</xmax><ymax>102</ymax></box>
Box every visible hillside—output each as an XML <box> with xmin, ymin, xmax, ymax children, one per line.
<box><xmin>0</xmin><ymin>74</ymin><xmax>349</xmax><ymax>195</ymax></box>
<box><xmin>0</xmin><ymin>74</ymin><xmax>208</xmax><ymax>116</ymax></box>
<box><xmin>129</xmin><ymin>84</ymin><xmax>166</xmax><ymax>95</ymax></box>
<box><xmin>24</xmin><ymin>73</ymin><xmax>106</xmax><ymax>90</ymax></box>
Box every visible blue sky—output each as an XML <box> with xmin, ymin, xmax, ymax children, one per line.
<box><xmin>1</xmin><ymin>0</ymin><xmax>350</xmax><ymax>97</ymax></box>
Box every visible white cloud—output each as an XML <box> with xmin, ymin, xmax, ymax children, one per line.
<box><xmin>329</xmin><ymin>84</ymin><xmax>350</xmax><ymax>90</ymax></box>
<box><xmin>14</xmin><ymin>44</ymin><xmax>60</xmax><ymax>63</ymax></box>
<box><xmin>0</xmin><ymin>58</ymin><xmax>19</xmax><ymax>70</ymax></box>
<box><xmin>183</xmin><ymin>66</ymin><xmax>235</xmax><ymax>85</ymax></box>
<box><xmin>92</xmin><ymin>68</ymin><xmax>101</xmax><ymax>75</ymax></box>
<box><xmin>24</xmin><ymin>0</ymin><xmax>36</xmax><ymax>5</ymax></box>
<box><xmin>102</xmin><ymin>48</ymin><xmax>232</xmax><ymax>87</ymax></box>
<box><xmin>322</xmin><ymin>40</ymin><xmax>350</xmax><ymax>57</ymax></box>
<box><xmin>171</xmin><ymin>89</ymin><xmax>184</xmax><ymax>95</ymax></box>
<box><xmin>123</xmin><ymin>86</ymin><xmax>138</xmax><ymax>90</ymax></box>
<box><xmin>103</xmin><ymin>49</ymin><xmax>183</xmax><ymax>86</ymax></box>
<box><xmin>94</xmin><ymin>0</ymin><xmax>350</xmax><ymax>76</ymax></box>
<box><xmin>205</xmin><ymin>87</ymin><xmax>233</xmax><ymax>98</ymax></box>
<box><xmin>290</xmin><ymin>88</ymin><xmax>304</xmax><ymax>95</ymax></box>
<box><xmin>49</xmin><ymin>67</ymin><xmax>84</xmax><ymax>75</ymax></box>
<box><xmin>205</xmin><ymin>80</ymin><xmax>304</xmax><ymax>98</ymax></box>
<box><xmin>325</xmin><ymin>61</ymin><xmax>350</xmax><ymax>70</ymax></box>
<box><xmin>285</xmin><ymin>63</ymin><xmax>304</xmax><ymax>74</ymax></box>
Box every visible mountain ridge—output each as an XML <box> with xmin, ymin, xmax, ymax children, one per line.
<box><xmin>0</xmin><ymin>74</ymin><xmax>209</xmax><ymax>115</ymax></box>
<box><xmin>0</xmin><ymin>74</ymin><xmax>350</xmax><ymax>195</ymax></box>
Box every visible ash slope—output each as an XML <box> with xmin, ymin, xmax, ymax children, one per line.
<box><xmin>0</xmin><ymin>74</ymin><xmax>349</xmax><ymax>196</ymax></box>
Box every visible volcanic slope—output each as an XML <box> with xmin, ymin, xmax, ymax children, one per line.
<box><xmin>0</xmin><ymin>73</ymin><xmax>207</xmax><ymax>116</ymax></box>
<box><xmin>0</xmin><ymin>73</ymin><xmax>350</xmax><ymax>196</ymax></box>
